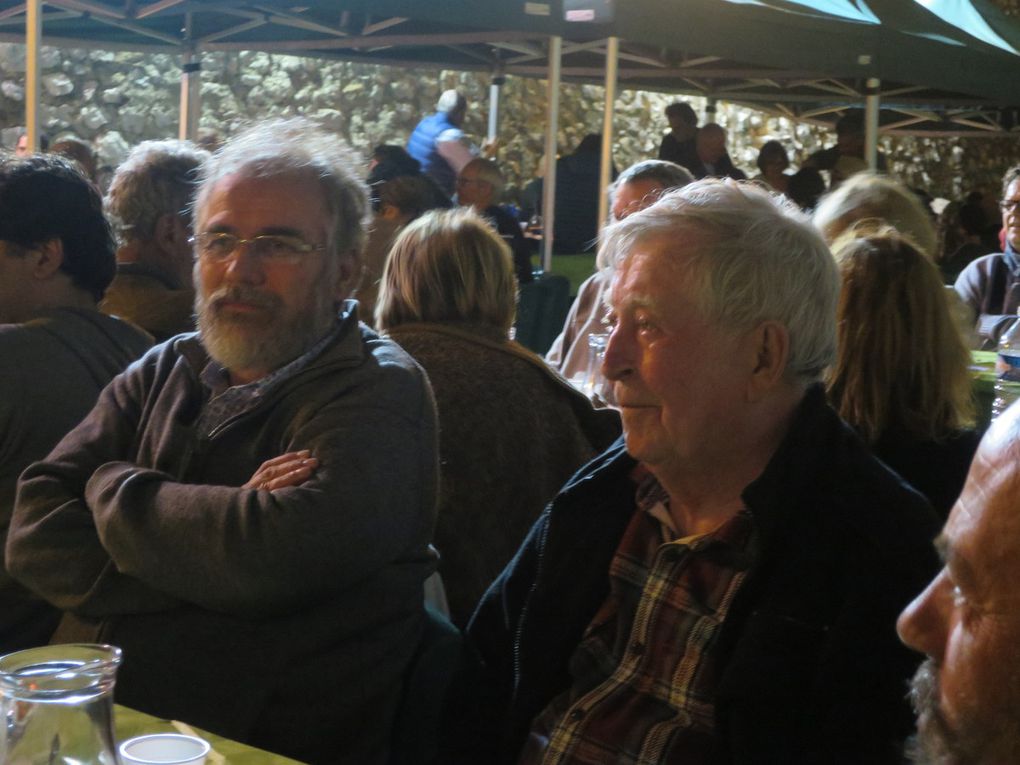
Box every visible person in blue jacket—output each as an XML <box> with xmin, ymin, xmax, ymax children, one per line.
<box><xmin>407</xmin><ymin>89</ymin><xmax>475</xmax><ymax>198</ymax></box>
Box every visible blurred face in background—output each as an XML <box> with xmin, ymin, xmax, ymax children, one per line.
<box><xmin>696</xmin><ymin>126</ymin><xmax>727</xmax><ymax>165</ymax></box>
<box><xmin>612</xmin><ymin>180</ymin><xmax>667</xmax><ymax>222</ymax></box>
<box><xmin>455</xmin><ymin>165</ymin><xmax>494</xmax><ymax>212</ymax></box>
<box><xmin>1001</xmin><ymin>178</ymin><xmax>1020</xmax><ymax>251</ymax></box>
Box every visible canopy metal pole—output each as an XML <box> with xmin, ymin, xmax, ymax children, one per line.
<box><xmin>597</xmin><ymin>36</ymin><xmax>619</xmax><ymax>228</ymax></box>
<box><xmin>178</xmin><ymin>12</ymin><xmax>200</xmax><ymax>141</ymax></box>
<box><xmin>864</xmin><ymin>77</ymin><xmax>880</xmax><ymax>170</ymax></box>
<box><xmin>541</xmin><ymin>36</ymin><xmax>561</xmax><ymax>273</ymax></box>
<box><xmin>487</xmin><ymin>71</ymin><xmax>504</xmax><ymax>143</ymax></box>
<box><xmin>25</xmin><ymin>0</ymin><xmax>41</xmax><ymax>152</ymax></box>
<box><xmin>706</xmin><ymin>96</ymin><xmax>718</xmax><ymax>122</ymax></box>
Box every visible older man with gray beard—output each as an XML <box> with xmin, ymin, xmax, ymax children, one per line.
<box><xmin>6</xmin><ymin>119</ymin><xmax>439</xmax><ymax>765</ymax></box>
<box><xmin>898</xmin><ymin>402</ymin><xmax>1020</xmax><ymax>764</ymax></box>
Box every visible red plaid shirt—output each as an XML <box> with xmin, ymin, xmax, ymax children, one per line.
<box><xmin>518</xmin><ymin>468</ymin><xmax>756</xmax><ymax>765</ymax></box>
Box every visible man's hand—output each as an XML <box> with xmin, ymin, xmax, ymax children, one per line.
<box><xmin>243</xmin><ymin>450</ymin><xmax>319</xmax><ymax>491</ymax></box>
<box><xmin>481</xmin><ymin>137</ymin><xmax>502</xmax><ymax>159</ymax></box>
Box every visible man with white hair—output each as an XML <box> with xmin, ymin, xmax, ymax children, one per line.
<box><xmin>7</xmin><ymin>119</ymin><xmax>439</xmax><ymax>765</ymax></box>
<box><xmin>898</xmin><ymin>402</ymin><xmax>1020</xmax><ymax>764</ymax></box>
<box><xmin>101</xmin><ymin>139</ymin><xmax>210</xmax><ymax>340</ymax></box>
<box><xmin>407</xmin><ymin>88</ymin><xmax>474</xmax><ymax>197</ymax></box>
<box><xmin>461</xmin><ymin>179</ymin><xmax>940</xmax><ymax>763</ymax></box>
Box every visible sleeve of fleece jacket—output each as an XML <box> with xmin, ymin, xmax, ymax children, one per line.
<box><xmin>7</xmin><ymin>343</ymin><xmax>438</xmax><ymax>621</ymax></box>
<box><xmin>5</xmin><ymin>360</ymin><xmax>179</xmax><ymax>618</ymax></box>
<box><xmin>954</xmin><ymin>254</ymin><xmax>1017</xmax><ymax>346</ymax></box>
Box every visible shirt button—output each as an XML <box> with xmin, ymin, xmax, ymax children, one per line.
<box><xmin>569</xmin><ymin>708</ymin><xmax>585</xmax><ymax>722</ymax></box>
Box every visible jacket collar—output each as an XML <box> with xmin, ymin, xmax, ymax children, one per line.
<box><xmin>740</xmin><ymin>384</ymin><xmax>837</xmax><ymax>546</ymax></box>
<box><xmin>557</xmin><ymin>385</ymin><xmax>839</xmax><ymax>539</ymax></box>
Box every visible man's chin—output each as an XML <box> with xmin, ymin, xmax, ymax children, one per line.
<box><xmin>909</xmin><ymin>661</ymin><xmax>975</xmax><ymax>765</ymax></box>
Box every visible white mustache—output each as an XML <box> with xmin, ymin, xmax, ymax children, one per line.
<box><xmin>207</xmin><ymin>286</ymin><xmax>280</xmax><ymax>312</ymax></box>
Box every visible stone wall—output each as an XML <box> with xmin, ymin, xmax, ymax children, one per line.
<box><xmin>1</xmin><ymin>43</ymin><xmax>1019</xmax><ymax>204</ymax></box>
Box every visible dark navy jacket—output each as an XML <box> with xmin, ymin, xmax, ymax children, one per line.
<box><xmin>458</xmin><ymin>385</ymin><xmax>940</xmax><ymax>764</ymax></box>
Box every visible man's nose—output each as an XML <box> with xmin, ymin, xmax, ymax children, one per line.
<box><xmin>602</xmin><ymin>324</ymin><xmax>633</xmax><ymax>382</ymax></box>
<box><xmin>222</xmin><ymin>245</ymin><xmax>266</xmax><ymax>284</ymax></box>
<box><xmin>896</xmin><ymin>570</ymin><xmax>949</xmax><ymax>663</ymax></box>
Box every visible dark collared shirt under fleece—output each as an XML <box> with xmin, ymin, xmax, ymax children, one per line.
<box><xmin>518</xmin><ymin>467</ymin><xmax>757</xmax><ymax>765</ymax></box>
<box><xmin>196</xmin><ymin>320</ymin><xmax>341</xmax><ymax>436</ymax></box>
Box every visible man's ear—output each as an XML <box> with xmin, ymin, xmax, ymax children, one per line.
<box><xmin>154</xmin><ymin>212</ymin><xmax>185</xmax><ymax>255</ymax></box>
<box><xmin>746</xmin><ymin>320</ymin><xmax>790</xmax><ymax>401</ymax></box>
<box><xmin>333</xmin><ymin>250</ymin><xmax>363</xmax><ymax>302</ymax></box>
<box><xmin>30</xmin><ymin>238</ymin><xmax>65</xmax><ymax>280</ymax></box>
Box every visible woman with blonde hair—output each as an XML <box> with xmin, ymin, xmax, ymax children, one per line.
<box><xmin>376</xmin><ymin>208</ymin><xmax>619</xmax><ymax>625</ymax></box>
<box><xmin>813</xmin><ymin>172</ymin><xmax>937</xmax><ymax>256</ymax></box>
<box><xmin>827</xmin><ymin>225</ymin><xmax>979</xmax><ymax>517</ymax></box>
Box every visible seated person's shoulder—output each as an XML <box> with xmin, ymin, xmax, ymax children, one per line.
<box><xmin>357</xmin><ymin>326</ymin><xmax>433</xmax><ymax>392</ymax></box>
<box><xmin>954</xmin><ymin>251</ymin><xmax>1007</xmax><ymax>298</ymax></box>
<box><xmin>808</xmin><ymin>422</ymin><xmax>941</xmax><ymax>547</ymax></box>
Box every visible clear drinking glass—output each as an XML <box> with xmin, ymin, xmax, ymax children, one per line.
<box><xmin>585</xmin><ymin>333</ymin><xmax>610</xmax><ymax>397</ymax></box>
<box><xmin>0</xmin><ymin>643</ymin><xmax>122</xmax><ymax>765</ymax></box>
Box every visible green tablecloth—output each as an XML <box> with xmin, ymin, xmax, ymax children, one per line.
<box><xmin>972</xmin><ymin>350</ymin><xmax>997</xmax><ymax>432</ymax></box>
<box><xmin>116</xmin><ymin>705</ymin><xmax>306</xmax><ymax>764</ymax></box>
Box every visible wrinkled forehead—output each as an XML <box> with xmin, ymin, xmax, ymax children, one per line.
<box><xmin>947</xmin><ymin>431</ymin><xmax>1020</xmax><ymax>598</ymax></box>
<box><xmin>197</xmin><ymin>169</ymin><xmax>327</xmax><ymax>226</ymax></box>
<box><xmin>607</xmin><ymin>229</ymin><xmax>714</xmax><ymax>312</ymax></box>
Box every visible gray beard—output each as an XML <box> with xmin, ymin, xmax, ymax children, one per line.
<box><xmin>195</xmin><ymin>282</ymin><xmax>336</xmax><ymax>377</ymax></box>
<box><xmin>908</xmin><ymin>659</ymin><xmax>959</xmax><ymax>764</ymax></box>
<box><xmin>907</xmin><ymin>658</ymin><xmax>1020</xmax><ymax>765</ymax></box>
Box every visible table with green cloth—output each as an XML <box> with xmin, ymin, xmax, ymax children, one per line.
<box><xmin>972</xmin><ymin>350</ymin><xmax>997</xmax><ymax>433</ymax></box>
<box><xmin>116</xmin><ymin>705</ymin><xmax>306</xmax><ymax>764</ymax></box>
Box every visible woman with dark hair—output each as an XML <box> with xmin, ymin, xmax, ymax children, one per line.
<box><xmin>751</xmin><ymin>139</ymin><xmax>790</xmax><ymax>194</ymax></box>
<box><xmin>827</xmin><ymin>225</ymin><xmax>980</xmax><ymax>517</ymax></box>
<box><xmin>376</xmin><ymin>208</ymin><xmax>619</xmax><ymax>624</ymax></box>
<box><xmin>366</xmin><ymin>143</ymin><xmax>451</xmax><ymax>211</ymax></box>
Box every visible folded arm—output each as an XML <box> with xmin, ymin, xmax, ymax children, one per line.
<box><xmin>9</xmin><ymin>357</ymin><xmax>437</xmax><ymax>620</ymax></box>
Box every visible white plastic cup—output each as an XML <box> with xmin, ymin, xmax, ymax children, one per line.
<box><xmin>119</xmin><ymin>733</ymin><xmax>211</xmax><ymax>765</ymax></box>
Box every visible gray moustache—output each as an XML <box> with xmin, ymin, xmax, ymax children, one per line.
<box><xmin>208</xmin><ymin>287</ymin><xmax>279</xmax><ymax>312</ymax></box>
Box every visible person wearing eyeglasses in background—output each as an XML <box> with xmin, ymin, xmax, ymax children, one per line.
<box><xmin>6</xmin><ymin>118</ymin><xmax>439</xmax><ymax>765</ymax></box>
<box><xmin>954</xmin><ymin>164</ymin><xmax>1020</xmax><ymax>348</ymax></box>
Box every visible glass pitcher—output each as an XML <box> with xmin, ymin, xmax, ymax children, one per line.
<box><xmin>0</xmin><ymin>643</ymin><xmax>122</xmax><ymax>765</ymax></box>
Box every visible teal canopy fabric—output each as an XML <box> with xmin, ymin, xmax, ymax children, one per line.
<box><xmin>912</xmin><ymin>0</ymin><xmax>1019</xmax><ymax>54</ymax></box>
<box><xmin>721</xmin><ymin>0</ymin><xmax>879</xmax><ymax>24</ymax></box>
